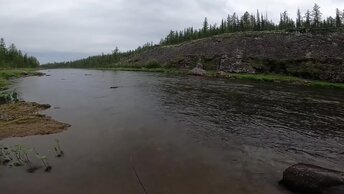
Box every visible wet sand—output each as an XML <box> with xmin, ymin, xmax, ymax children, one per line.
<box><xmin>0</xmin><ymin>101</ymin><xmax>70</xmax><ymax>140</ymax></box>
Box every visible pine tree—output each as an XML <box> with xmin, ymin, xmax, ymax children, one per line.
<box><xmin>242</xmin><ymin>12</ymin><xmax>251</xmax><ymax>31</ymax></box>
<box><xmin>336</xmin><ymin>8</ymin><xmax>342</xmax><ymax>27</ymax></box>
<box><xmin>304</xmin><ymin>10</ymin><xmax>311</xmax><ymax>29</ymax></box>
<box><xmin>256</xmin><ymin>10</ymin><xmax>261</xmax><ymax>30</ymax></box>
<box><xmin>202</xmin><ymin>17</ymin><xmax>209</xmax><ymax>35</ymax></box>
<box><xmin>232</xmin><ymin>13</ymin><xmax>238</xmax><ymax>31</ymax></box>
<box><xmin>220</xmin><ymin>19</ymin><xmax>225</xmax><ymax>33</ymax></box>
<box><xmin>226</xmin><ymin>14</ymin><xmax>232</xmax><ymax>32</ymax></box>
<box><xmin>296</xmin><ymin>9</ymin><xmax>302</xmax><ymax>28</ymax></box>
<box><xmin>311</xmin><ymin>3</ymin><xmax>322</xmax><ymax>27</ymax></box>
<box><xmin>0</xmin><ymin>38</ymin><xmax>6</xmax><ymax>51</ymax></box>
<box><xmin>279</xmin><ymin>11</ymin><xmax>291</xmax><ymax>29</ymax></box>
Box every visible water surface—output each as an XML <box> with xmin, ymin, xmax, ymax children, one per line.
<box><xmin>1</xmin><ymin>69</ymin><xmax>343</xmax><ymax>194</ymax></box>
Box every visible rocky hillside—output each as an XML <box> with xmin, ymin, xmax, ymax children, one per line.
<box><xmin>122</xmin><ymin>32</ymin><xmax>344</xmax><ymax>82</ymax></box>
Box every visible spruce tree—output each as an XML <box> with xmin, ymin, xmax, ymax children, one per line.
<box><xmin>311</xmin><ymin>4</ymin><xmax>322</xmax><ymax>27</ymax></box>
<box><xmin>202</xmin><ymin>17</ymin><xmax>209</xmax><ymax>35</ymax></box>
<box><xmin>296</xmin><ymin>9</ymin><xmax>302</xmax><ymax>28</ymax></box>
<box><xmin>336</xmin><ymin>8</ymin><xmax>342</xmax><ymax>27</ymax></box>
<box><xmin>256</xmin><ymin>10</ymin><xmax>261</xmax><ymax>30</ymax></box>
<box><xmin>304</xmin><ymin>10</ymin><xmax>311</xmax><ymax>29</ymax></box>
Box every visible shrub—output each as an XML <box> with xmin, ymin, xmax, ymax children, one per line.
<box><xmin>145</xmin><ymin>60</ymin><xmax>161</xmax><ymax>69</ymax></box>
<box><xmin>0</xmin><ymin>91</ymin><xmax>18</xmax><ymax>105</ymax></box>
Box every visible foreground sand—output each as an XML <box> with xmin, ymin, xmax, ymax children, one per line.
<box><xmin>0</xmin><ymin>101</ymin><xmax>70</xmax><ymax>140</ymax></box>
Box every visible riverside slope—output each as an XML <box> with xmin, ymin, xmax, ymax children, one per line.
<box><xmin>123</xmin><ymin>32</ymin><xmax>344</xmax><ymax>83</ymax></box>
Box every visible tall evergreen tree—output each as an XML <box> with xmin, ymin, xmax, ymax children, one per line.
<box><xmin>242</xmin><ymin>12</ymin><xmax>251</xmax><ymax>31</ymax></box>
<box><xmin>304</xmin><ymin>10</ymin><xmax>311</xmax><ymax>29</ymax></box>
<box><xmin>311</xmin><ymin>3</ymin><xmax>322</xmax><ymax>27</ymax></box>
<box><xmin>202</xmin><ymin>17</ymin><xmax>209</xmax><ymax>34</ymax></box>
<box><xmin>220</xmin><ymin>19</ymin><xmax>225</xmax><ymax>33</ymax></box>
<box><xmin>296</xmin><ymin>9</ymin><xmax>302</xmax><ymax>28</ymax></box>
<box><xmin>256</xmin><ymin>10</ymin><xmax>261</xmax><ymax>30</ymax></box>
<box><xmin>336</xmin><ymin>8</ymin><xmax>342</xmax><ymax>27</ymax></box>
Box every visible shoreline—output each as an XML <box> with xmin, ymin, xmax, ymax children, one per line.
<box><xmin>0</xmin><ymin>101</ymin><xmax>70</xmax><ymax>140</ymax></box>
<box><xmin>0</xmin><ymin>69</ymin><xmax>70</xmax><ymax>140</ymax></box>
<box><xmin>96</xmin><ymin>67</ymin><xmax>344</xmax><ymax>89</ymax></box>
<box><xmin>0</xmin><ymin>69</ymin><xmax>45</xmax><ymax>90</ymax></box>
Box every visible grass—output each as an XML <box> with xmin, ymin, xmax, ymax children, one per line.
<box><xmin>98</xmin><ymin>66</ymin><xmax>344</xmax><ymax>89</ymax></box>
<box><xmin>0</xmin><ymin>69</ymin><xmax>41</xmax><ymax>90</ymax></box>
<box><xmin>99</xmin><ymin>67</ymin><xmax>183</xmax><ymax>74</ymax></box>
<box><xmin>229</xmin><ymin>73</ymin><xmax>344</xmax><ymax>89</ymax></box>
<box><xmin>216</xmin><ymin>73</ymin><xmax>344</xmax><ymax>89</ymax></box>
<box><xmin>308</xmin><ymin>81</ymin><xmax>344</xmax><ymax>89</ymax></box>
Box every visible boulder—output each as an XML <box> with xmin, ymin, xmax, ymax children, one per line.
<box><xmin>216</xmin><ymin>71</ymin><xmax>232</xmax><ymax>78</ymax></box>
<box><xmin>190</xmin><ymin>67</ymin><xmax>206</xmax><ymax>76</ymax></box>
<box><xmin>281</xmin><ymin>163</ymin><xmax>344</xmax><ymax>194</ymax></box>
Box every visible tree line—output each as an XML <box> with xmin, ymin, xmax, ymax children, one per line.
<box><xmin>43</xmin><ymin>43</ymin><xmax>156</xmax><ymax>68</ymax></box>
<box><xmin>44</xmin><ymin>3</ymin><xmax>344</xmax><ymax>68</ymax></box>
<box><xmin>160</xmin><ymin>4</ymin><xmax>344</xmax><ymax>45</ymax></box>
<box><xmin>0</xmin><ymin>38</ymin><xmax>40</xmax><ymax>68</ymax></box>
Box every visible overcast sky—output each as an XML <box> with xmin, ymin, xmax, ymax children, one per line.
<box><xmin>0</xmin><ymin>0</ymin><xmax>343</xmax><ymax>63</ymax></box>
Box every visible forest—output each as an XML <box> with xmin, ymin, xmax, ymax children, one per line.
<box><xmin>160</xmin><ymin>4</ymin><xmax>344</xmax><ymax>45</ymax></box>
<box><xmin>44</xmin><ymin>4</ymin><xmax>344</xmax><ymax>69</ymax></box>
<box><xmin>0</xmin><ymin>38</ymin><xmax>40</xmax><ymax>69</ymax></box>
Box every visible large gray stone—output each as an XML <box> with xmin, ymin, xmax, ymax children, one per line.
<box><xmin>190</xmin><ymin>67</ymin><xmax>206</xmax><ymax>76</ymax></box>
<box><xmin>281</xmin><ymin>163</ymin><xmax>344</xmax><ymax>194</ymax></box>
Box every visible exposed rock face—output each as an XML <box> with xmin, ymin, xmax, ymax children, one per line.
<box><xmin>281</xmin><ymin>163</ymin><xmax>344</xmax><ymax>194</ymax></box>
<box><xmin>123</xmin><ymin>32</ymin><xmax>344</xmax><ymax>82</ymax></box>
<box><xmin>219</xmin><ymin>51</ymin><xmax>256</xmax><ymax>73</ymax></box>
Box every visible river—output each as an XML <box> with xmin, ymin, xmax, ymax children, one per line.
<box><xmin>1</xmin><ymin>69</ymin><xmax>343</xmax><ymax>194</ymax></box>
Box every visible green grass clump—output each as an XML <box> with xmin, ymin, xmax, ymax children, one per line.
<box><xmin>231</xmin><ymin>73</ymin><xmax>302</xmax><ymax>83</ymax></box>
<box><xmin>0</xmin><ymin>69</ymin><xmax>41</xmax><ymax>91</ymax></box>
<box><xmin>229</xmin><ymin>73</ymin><xmax>344</xmax><ymax>89</ymax></box>
<box><xmin>308</xmin><ymin>81</ymin><xmax>344</xmax><ymax>89</ymax></box>
<box><xmin>0</xmin><ymin>79</ymin><xmax>7</xmax><ymax>90</ymax></box>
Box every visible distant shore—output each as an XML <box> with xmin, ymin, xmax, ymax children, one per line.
<box><xmin>97</xmin><ymin>67</ymin><xmax>344</xmax><ymax>89</ymax></box>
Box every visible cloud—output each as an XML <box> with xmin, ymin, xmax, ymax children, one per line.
<box><xmin>0</xmin><ymin>0</ymin><xmax>343</xmax><ymax>63</ymax></box>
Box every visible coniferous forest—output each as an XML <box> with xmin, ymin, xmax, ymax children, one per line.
<box><xmin>0</xmin><ymin>38</ymin><xmax>40</xmax><ymax>68</ymax></box>
<box><xmin>44</xmin><ymin>4</ymin><xmax>344</xmax><ymax>68</ymax></box>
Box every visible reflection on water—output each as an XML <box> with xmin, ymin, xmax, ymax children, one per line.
<box><xmin>0</xmin><ymin>69</ymin><xmax>343</xmax><ymax>194</ymax></box>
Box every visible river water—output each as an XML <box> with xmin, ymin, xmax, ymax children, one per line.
<box><xmin>1</xmin><ymin>69</ymin><xmax>343</xmax><ymax>194</ymax></box>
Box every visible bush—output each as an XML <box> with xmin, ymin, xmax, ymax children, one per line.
<box><xmin>145</xmin><ymin>60</ymin><xmax>161</xmax><ymax>69</ymax></box>
<box><xmin>0</xmin><ymin>91</ymin><xmax>18</xmax><ymax>105</ymax></box>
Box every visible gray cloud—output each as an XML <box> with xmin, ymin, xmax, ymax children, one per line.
<box><xmin>0</xmin><ymin>0</ymin><xmax>343</xmax><ymax>63</ymax></box>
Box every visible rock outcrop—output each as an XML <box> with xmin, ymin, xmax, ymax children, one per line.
<box><xmin>280</xmin><ymin>163</ymin><xmax>344</xmax><ymax>194</ymax></box>
<box><xmin>123</xmin><ymin>32</ymin><xmax>344</xmax><ymax>82</ymax></box>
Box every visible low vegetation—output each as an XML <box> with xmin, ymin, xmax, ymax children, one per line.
<box><xmin>228</xmin><ymin>73</ymin><xmax>344</xmax><ymax>89</ymax></box>
<box><xmin>0</xmin><ymin>139</ymin><xmax>64</xmax><ymax>173</ymax></box>
<box><xmin>0</xmin><ymin>69</ymin><xmax>43</xmax><ymax>90</ymax></box>
<box><xmin>101</xmin><ymin>66</ymin><xmax>344</xmax><ymax>89</ymax></box>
